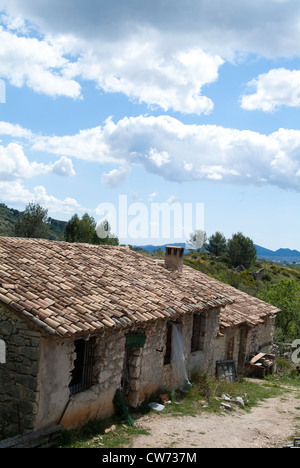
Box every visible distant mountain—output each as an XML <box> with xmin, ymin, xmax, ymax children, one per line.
<box><xmin>133</xmin><ymin>242</ymin><xmax>300</xmax><ymax>263</ymax></box>
<box><xmin>254</xmin><ymin>244</ymin><xmax>300</xmax><ymax>262</ymax></box>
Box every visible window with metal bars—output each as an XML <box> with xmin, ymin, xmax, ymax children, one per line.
<box><xmin>69</xmin><ymin>338</ymin><xmax>96</xmax><ymax>395</ymax></box>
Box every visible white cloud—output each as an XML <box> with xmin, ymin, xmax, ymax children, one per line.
<box><xmin>0</xmin><ymin>180</ymin><xmax>80</xmax><ymax>214</ymax></box>
<box><xmin>66</xmin><ymin>40</ymin><xmax>223</xmax><ymax>115</ymax></box>
<box><xmin>0</xmin><ymin>121</ymin><xmax>33</xmax><ymax>139</ymax></box>
<box><xmin>0</xmin><ymin>25</ymin><xmax>81</xmax><ymax>98</ymax></box>
<box><xmin>167</xmin><ymin>195</ymin><xmax>180</xmax><ymax>205</ymax></box>
<box><xmin>0</xmin><ymin>141</ymin><xmax>75</xmax><ymax>180</ymax></box>
<box><xmin>148</xmin><ymin>192</ymin><xmax>158</xmax><ymax>202</ymax></box>
<box><xmin>3</xmin><ymin>1</ymin><xmax>300</xmax><ymax>112</ymax></box>
<box><xmin>30</xmin><ymin>114</ymin><xmax>300</xmax><ymax>191</ymax></box>
<box><xmin>0</xmin><ymin>142</ymin><xmax>49</xmax><ymax>180</ymax></box>
<box><xmin>101</xmin><ymin>164</ymin><xmax>131</xmax><ymax>188</ymax></box>
<box><xmin>147</xmin><ymin>148</ymin><xmax>170</xmax><ymax>168</ymax></box>
<box><xmin>32</xmin><ymin>186</ymin><xmax>80</xmax><ymax>214</ymax></box>
<box><xmin>51</xmin><ymin>156</ymin><xmax>75</xmax><ymax>177</ymax></box>
<box><xmin>241</xmin><ymin>68</ymin><xmax>300</xmax><ymax>111</ymax></box>
<box><xmin>3</xmin><ymin>0</ymin><xmax>300</xmax><ymax>59</ymax></box>
<box><xmin>32</xmin><ymin>125</ymin><xmax>116</xmax><ymax>163</ymax></box>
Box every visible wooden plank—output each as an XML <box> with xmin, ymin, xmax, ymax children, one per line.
<box><xmin>0</xmin><ymin>424</ymin><xmax>63</xmax><ymax>448</ymax></box>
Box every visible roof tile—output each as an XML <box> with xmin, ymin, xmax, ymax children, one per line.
<box><xmin>0</xmin><ymin>238</ymin><xmax>279</xmax><ymax>337</ymax></box>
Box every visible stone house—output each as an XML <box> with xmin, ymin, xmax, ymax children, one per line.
<box><xmin>0</xmin><ymin>238</ymin><xmax>280</xmax><ymax>437</ymax></box>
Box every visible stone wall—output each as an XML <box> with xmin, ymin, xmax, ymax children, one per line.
<box><xmin>139</xmin><ymin>308</ymin><xmax>221</xmax><ymax>402</ymax></box>
<box><xmin>214</xmin><ymin>315</ymin><xmax>277</xmax><ymax>375</ymax></box>
<box><xmin>35</xmin><ymin>309</ymin><xmax>221</xmax><ymax>429</ymax></box>
<box><xmin>0</xmin><ymin>306</ymin><xmax>41</xmax><ymax>437</ymax></box>
<box><xmin>1</xmin><ymin>303</ymin><xmax>275</xmax><ymax>433</ymax></box>
<box><xmin>36</xmin><ymin>329</ymin><xmax>126</xmax><ymax>429</ymax></box>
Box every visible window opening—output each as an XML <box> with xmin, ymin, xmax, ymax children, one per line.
<box><xmin>164</xmin><ymin>322</ymin><xmax>173</xmax><ymax>364</ymax></box>
<box><xmin>226</xmin><ymin>336</ymin><xmax>235</xmax><ymax>360</ymax></box>
<box><xmin>69</xmin><ymin>338</ymin><xmax>96</xmax><ymax>395</ymax></box>
<box><xmin>191</xmin><ymin>314</ymin><xmax>206</xmax><ymax>352</ymax></box>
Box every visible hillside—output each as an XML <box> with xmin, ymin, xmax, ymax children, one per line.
<box><xmin>0</xmin><ymin>203</ymin><xmax>66</xmax><ymax>240</ymax></box>
<box><xmin>183</xmin><ymin>250</ymin><xmax>300</xmax><ymax>297</ymax></box>
<box><xmin>136</xmin><ymin>246</ymin><xmax>300</xmax><ymax>301</ymax></box>
<box><xmin>133</xmin><ymin>243</ymin><xmax>300</xmax><ymax>263</ymax></box>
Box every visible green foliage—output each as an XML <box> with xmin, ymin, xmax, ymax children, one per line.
<box><xmin>206</xmin><ymin>231</ymin><xmax>227</xmax><ymax>257</ymax></box>
<box><xmin>183</xmin><ymin>250</ymin><xmax>300</xmax><ymax>341</ymax></box>
<box><xmin>0</xmin><ymin>203</ymin><xmax>66</xmax><ymax>240</ymax></box>
<box><xmin>65</xmin><ymin>213</ymin><xmax>96</xmax><ymax>244</ymax></box>
<box><xmin>258</xmin><ymin>279</ymin><xmax>300</xmax><ymax>341</ymax></box>
<box><xmin>227</xmin><ymin>232</ymin><xmax>257</xmax><ymax>269</ymax></box>
<box><xmin>65</xmin><ymin>213</ymin><xmax>119</xmax><ymax>246</ymax></box>
<box><xmin>14</xmin><ymin>203</ymin><xmax>50</xmax><ymax>239</ymax></box>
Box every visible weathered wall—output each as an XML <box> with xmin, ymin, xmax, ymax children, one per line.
<box><xmin>138</xmin><ymin>308</ymin><xmax>221</xmax><ymax>402</ymax></box>
<box><xmin>0</xmin><ymin>303</ymin><xmax>277</xmax><ymax>433</ymax></box>
<box><xmin>0</xmin><ymin>306</ymin><xmax>41</xmax><ymax>437</ymax></box>
<box><xmin>36</xmin><ymin>329</ymin><xmax>126</xmax><ymax>429</ymax></box>
<box><xmin>188</xmin><ymin>308</ymin><xmax>221</xmax><ymax>377</ymax></box>
<box><xmin>36</xmin><ymin>309</ymin><xmax>221</xmax><ymax>429</ymax></box>
<box><xmin>247</xmin><ymin>316</ymin><xmax>276</xmax><ymax>355</ymax></box>
<box><xmin>214</xmin><ymin>315</ymin><xmax>277</xmax><ymax>373</ymax></box>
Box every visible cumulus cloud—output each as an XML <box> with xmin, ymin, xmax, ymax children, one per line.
<box><xmin>3</xmin><ymin>0</ymin><xmax>300</xmax><ymax>58</ymax></box>
<box><xmin>5</xmin><ymin>1</ymin><xmax>300</xmax><ymax>113</ymax></box>
<box><xmin>51</xmin><ymin>156</ymin><xmax>76</xmax><ymax>177</ymax></box>
<box><xmin>0</xmin><ymin>141</ymin><xmax>75</xmax><ymax>181</ymax></box>
<box><xmin>101</xmin><ymin>165</ymin><xmax>131</xmax><ymax>188</ymax></box>
<box><xmin>0</xmin><ymin>121</ymin><xmax>33</xmax><ymax>139</ymax></box>
<box><xmin>0</xmin><ymin>180</ymin><xmax>80</xmax><ymax>214</ymax></box>
<box><xmin>241</xmin><ymin>68</ymin><xmax>300</xmax><ymax>111</ymax></box>
<box><xmin>65</xmin><ymin>41</ymin><xmax>223</xmax><ymax>114</ymax></box>
<box><xmin>30</xmin><ymin>114</ymin><xmax>300</xmax><ymax>191</ymax></box>
<box><xmin>0</xmin><ymin>25</ymin><xmax>81</xmax><ymax>99</ymax></box>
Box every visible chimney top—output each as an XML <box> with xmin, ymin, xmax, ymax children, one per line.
<box><xmin>165</xmin><ymin>246</ymin><xmax>184</xmax><ymax>272</ymax></box>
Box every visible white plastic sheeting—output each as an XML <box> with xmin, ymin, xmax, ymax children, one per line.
<box><xmin>170</xmin><ymin>323</ymin><xmax>191</xmax><ymax>391</ymax></box>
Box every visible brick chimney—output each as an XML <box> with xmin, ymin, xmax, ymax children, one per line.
<box><xmin>165</xmin><ymin>246</ymin><xmax>184</xmax><ymax>272</ymax></box>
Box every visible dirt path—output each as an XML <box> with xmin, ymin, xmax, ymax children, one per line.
<box><xmin>130</xmin><ymin>390</ymin><xmax>300</xmax><ymax>449</ymax></box>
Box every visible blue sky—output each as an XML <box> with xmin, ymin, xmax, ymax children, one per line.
<box><xmin>1</xmin><ymin>0</ymin><xmax>300</xmax><ymax>249</ymax></box>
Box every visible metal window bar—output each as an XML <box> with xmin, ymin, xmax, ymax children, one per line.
<box><xmin>69</xmin><ymin>338</ymin><xmax>96</xmax><ymax>395</ymax></box>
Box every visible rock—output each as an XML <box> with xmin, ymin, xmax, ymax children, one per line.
<box><xmin>234</xmin><ymin>397</ymin><xmax>245</xmax><ymax>407</ymax></box>
<box><xmin>251</xmin><ymin>269</ymin><xmax>265</xmax><ymax>281</ymax></box>
<box><xmin>148</xmin><ymin>402</ymin><xmax>165</xmax><ymax>411</ymax></box>
<box><xmin>105</xmin><ymin>424</ymin><xmax>116</xmax><ymax>434</ymax></box>
<box><xmin>235</xmin><ymin>265</ymin><xmax>246</xmax><ymax>273</ymax></box>
<box><xmin>220</xmin><ymin>403</ymin><xmax>232</xmax><ymax>411</ymax></box>
<box><xmin>221</xmin><ymin>393</ymin><xmax>231</xmax><ymax>401</ymax></box>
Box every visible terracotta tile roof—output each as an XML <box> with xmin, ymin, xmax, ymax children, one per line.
<box><xmin>193</xmin><ymin>273</ymin><xmax>280</xmax><ymax>330</ymax></box>
<box><xmin>0</xmin><ymin>238</ymin><xmax>232</xmax><ymax>337</ymax></box>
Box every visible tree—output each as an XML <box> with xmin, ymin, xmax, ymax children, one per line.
<box><xmin>65</xmin><ymin>214</ymin><xmax>119</xmax><ymax>245</ymax></box>
<box><xmin>95</xmin><ymin>220</ymin><xmax>119</xmax><ymax>246</ymax></box>
<box><xmin>65</xmin><ymin>213</ymin><xmax>96</xmax><ymax>244</ymax></box>
<box><xmin>227</xmin><ymin>232</ymin><xmax>256</xmax><ymax>269</ymax></box>
<box><xmin>186</xmin><ymin>230</ymin><xmax>207</xmax><ymax>252</ymax></box>
<box><xmin>258</xmin><ymin>279</ymin><xmax>300</xmax><ymax>341</ymax></box>
<box><xmin>14</xmin><ymin>203</ymin><xmax>50</xmax><ymax>239</ymax></box>
<box><xmin>207</xmin><ymin>231</ymin><xmax>227</xmax><ymax>257</ymax></box>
